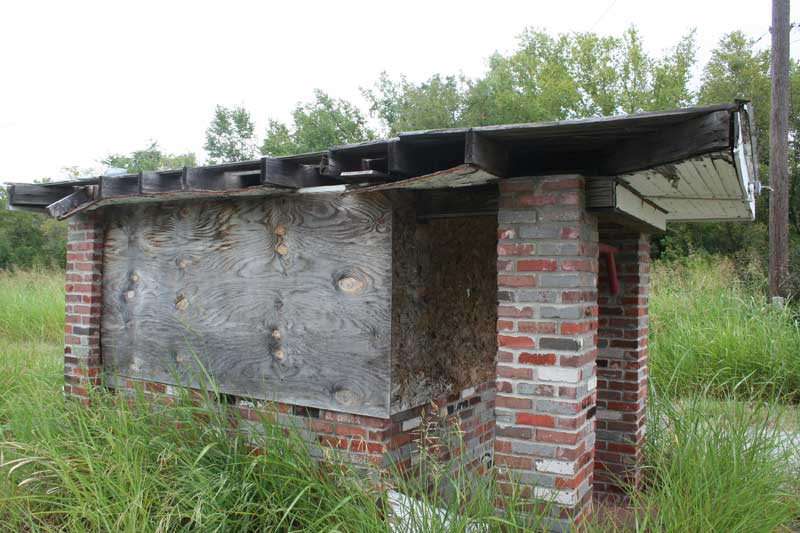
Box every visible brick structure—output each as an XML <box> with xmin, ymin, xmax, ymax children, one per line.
<box><xmin>495</xmin><ymin>175</ymin><xmax>598</xmax><ymax>528</ymax></box>
<box><xmin>60</xmin><ymin>180</ymin><xmax>651</xmax><ymax>529</ymax></box>
<box><xmin>115</xmin><ymin>376</ymin><xmax>495</xmax><ymax>475</ymax></box>
<box><xmin>62</xmin><ymin>204</ymin><xmax>497</xmax><ymax>479</ymax></box>
<box><xmin>24</xmin><ymin>101</ymin><xmax>756</xmax><ymax>533</ymax></box>
<box><xmin>595</xmin><ymin>226</ymin><xmax>650</xmax><ymax>500</ymax></box>
<box><xmin>63</xmin><ymin>211</ymin><xmax>105</xmax><ymax>404</ymax></box>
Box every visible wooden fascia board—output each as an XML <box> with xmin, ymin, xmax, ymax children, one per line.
<box><xmin>587</xmin><ymin>178</ymin><xmax>667</xmax><ymax>232</ymax></box>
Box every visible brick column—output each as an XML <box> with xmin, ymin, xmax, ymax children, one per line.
<box><xmin>495</xmin><ymin>176</ymin><xmax>598</xmax><ymax>529</ymax></box>
<box><xmin>64</xmin><ymin>211</ymin><xmax>104</xmax><ymax>404</ymax></box>
<box><xmin>595</xmin><ymin>226</ymin><xmax>649</xmax><ymax>500</ymax></box>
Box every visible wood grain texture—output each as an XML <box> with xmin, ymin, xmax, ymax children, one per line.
<box><xmin>102</xmin><ymin>193</ymin><xmax>393</xmax><ymax>417</ymax></box>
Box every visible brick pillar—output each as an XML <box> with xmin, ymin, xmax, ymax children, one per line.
<box><xmin>64</xmin><ymin>211</ymin><xmax>104</xmax><ymax>404</ymax></box>
<box><xmin>495</xmin><ymin>176</ymin><xmax>598</xmax><ymax>529</ymax></box>
<box><xmin>595</xmin><ymin>225</ymin><xmax>649</xmax><ymax>501</ymax></box>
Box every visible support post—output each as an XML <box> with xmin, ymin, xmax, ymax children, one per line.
<box><xmin>769</xmin><ymin>0</ymin><xmax>791</xmax><ymax>299</ymax></box>
<box><xmin>595</xmin><ymin>226</ymin><xmax>649</xmax><ymax>501</ymax></box>
<box><xmin>495</xmin><ymin>175</ymin><xmax>598</xmax><ymax>529</ymax></box>
<box><xmin>64</xmin><ymin>211</ymin><xmax>104</xmax><ymax>404</ymax></box>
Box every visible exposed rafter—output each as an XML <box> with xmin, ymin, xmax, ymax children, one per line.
<box><xmin>3</xmin><ymin>102</ymin><xmax>756</xmax><ymax>225</ymax></box>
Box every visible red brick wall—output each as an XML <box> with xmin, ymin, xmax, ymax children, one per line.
<box><xmin>118</xmin><ymin>377</ymin><xmax>495</xmax><ymax>474</ymax></box>
<box><xmin>64</xmin><ymin>211</ymin><xmax>105</xmax><ymax>404</ymax></box>
<box><xmin>595</xmin><ymin>225</ymin><xmax>649</xmax><ymax>501</ymax></box>
<box><xmin>495</xmin><ymin>175</ymin><xmax>598</xmax><ymax>529</ymax></box>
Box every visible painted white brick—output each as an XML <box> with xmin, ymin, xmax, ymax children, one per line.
<box><xmin>460</xmin><ymin>386</ymin><xmax>476</xmax><ymax>399</ymax></box>
<box><xmin>535</xmin><ymin>459</ymin><xmax>577</xmax><ymax>475</ymax></box>
<box><xmin>538</xmin><ymin>367</ymin><xmax>580</xmax><ymax>383</ymax></box>
<box><xmin>533</xmin><ymin>487</ymin><xmax>578</xmax><ymax>506</ymax></box>
<box><xmin>402</xmin><ymin>416</ymin><xmax>422</xmax><ymax>432</ymax></box>
<box><xmin>587</xmin><ymin>376</ymin><xmax>597</xmax><ymax>391</ymax></box>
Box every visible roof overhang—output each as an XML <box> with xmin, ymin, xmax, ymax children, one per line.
<box><xmin>5</xmin><ymin>102</ymin><xmax>759</xmax><ymax>228</ymax></box>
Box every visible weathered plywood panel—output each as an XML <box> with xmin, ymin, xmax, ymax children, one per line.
<box><xmin>102</xmin><ymin>194</ymin><xmax>393</xmax><ymax>417</ymax></box>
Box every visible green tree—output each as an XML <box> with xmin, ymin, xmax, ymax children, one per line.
<box><xmin>364</xmin><ymin>73</ymin><xmax>468</xmax><ymax>135</ymax></box>
<box><xmin>261</xmin><ymin>90</ymin><xmax>375</xmax><ymax>156</ymax></box>
<box><xmin>0</xmin><ymin>188</ymin><xmax>66</xmax><ymax>270</ymax></box>
<box><xmin>366</xmin><ymin>26</ymin><xmax>697</xmax><ymax>133</ymax></box>
<box><xmin>204</xmin><ymin>105</ymin><xmax>257</xmax><ymax>164</ymax></box>
<box><xmin>656</xmin><ymin>30</ymin><xmax>800</xmax><ymax>293</ymax></box>
<box><xmin>103</xmin><ymin>142</ymin><xmax>196</xmax><ymax>172</ymax></box>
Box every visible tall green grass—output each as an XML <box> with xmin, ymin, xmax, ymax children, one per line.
<box><xmin>0</xmin><ymin>270</ymin><xmax>64</xmax><ymax>344</ymax></box>
<box><xmin>0</xmin><ymin>261</ymin><xmax>798</xmax><ymax>532</ymax></box>
<box><xmin>0</xmin><ymin>349</ymin><xmax>535</xmax><ymax>531</ymax></box>
<box><xmin>585</xmin><ymin>384</ymin><xmax>800</xmax><ymax>532</ymax></box>
<box><xmin>650</xmin><ymin>255</ymin><xmax>800</xmax><ymax>402</ymax></box>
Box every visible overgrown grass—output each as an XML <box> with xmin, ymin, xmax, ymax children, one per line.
<box><xmin>0</xmin><ymin>344</ymin><xmax>537</xmax><ymax>531</ymax></box>
<box><xmin>650</xmin><ymin>255</ymin><xmax>800</xmax><ymax>402</ymax></box>
<box><xmin>0</xmin><ymin>270</ymin><xmax>64</xmax><ymax>344</ymax></box>
<box><xmin>585</xmin><ymin>383</ymin><xmax>800</xmax><ymax>532</ymax></box>
<box><xmin>0</xmin><ymin>261</ymin><xmax>799</xmax><ymax>532</ymax></box>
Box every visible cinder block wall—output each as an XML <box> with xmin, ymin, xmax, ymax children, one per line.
<box><xmin>595</xmin><ymin>225</ymin><xmax>650</xmax><ymax>500</ymax></box>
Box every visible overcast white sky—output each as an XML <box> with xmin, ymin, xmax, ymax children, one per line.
<box><xmin>1</xmin><ymin>0</ymin><xmax>797</xmax><ymax>182</ymax></box>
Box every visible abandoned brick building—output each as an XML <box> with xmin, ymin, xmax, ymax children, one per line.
<box><xmin>6</xmin><ymin>102</ymin><xmax>759</xmax><ymax>530</ymax></box>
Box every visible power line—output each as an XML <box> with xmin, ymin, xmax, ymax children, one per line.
<box><xmin>758</xmin><ymin>21</ymin><xmax>799</xmax><ymax>44</ymax></box>
<box><xmin>589</xmin><ymin>0</ymin><xmax>618</xmax><ymax>32</ymax></box>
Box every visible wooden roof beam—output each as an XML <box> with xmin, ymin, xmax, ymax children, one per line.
<box><xmin>260</xmin><ymin>157</ymin><xmax>338</xmax><ymax>188</ymax></box>
<box><xmin>587</xmin><ymin>178</ymin><xmax>667</xmax><ymax>232</ymax></box>
<box><xmin>602</xmin><ymin>110</ymin><xmax>732</xmax><ymax>175</ymax></box>
<box><xmin>465</xmin><ymin>131</ymin><xmax>510</xmax><ymax>177</ymax></box>
<box><xmin>7</xmin><ymin>183</ymin><xmax>75</xmax><ymax>208</ymax></box>
<box><xmin>140</xmin><ymin>170</ymin><xmax>184</xmax><ymax>194</ymax></box>
<box><xmin>47</xmin><ymin>186</ymin><xmax>96</xmax><ymax>219</ymax></box>
<box><xmin>321</xmin><ymin>152</ymin><xmax>390</xmax><ymax>184</ymax></box>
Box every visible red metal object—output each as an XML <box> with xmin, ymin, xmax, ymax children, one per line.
<box><xmin>599</xmin><ymin>243</ymin><xmax>619</xmax><ymax>295</ymax></box>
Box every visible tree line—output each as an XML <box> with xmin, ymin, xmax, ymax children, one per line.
<box><xmin>1</xmin><ymin>26</ymin><xmax>797</xmax><ymax>283</ymax></box>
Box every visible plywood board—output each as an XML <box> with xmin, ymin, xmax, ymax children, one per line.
<box><xmin>102</xmin><ymin>194</ymin><xmax>393</xmax><ymax>417</ymax></box>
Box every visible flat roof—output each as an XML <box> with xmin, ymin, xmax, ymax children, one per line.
<box><xmin>5</xmin><ymin>101</ymin><xmax>758</xmax><ymax>223</ymax></box>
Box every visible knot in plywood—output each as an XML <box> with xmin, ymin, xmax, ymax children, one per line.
<box><xmin>175</xmin><ymin>294</ymin><xmax>188</xmax><ymax>311</ymax></box>
<box><xmin>337</xmin><ymin>275</ymin><xmax>366</xmax><ymax>294</ymax></box>
<box><xmin>334</xmin><ymin>387</ymin><xmax>358</xmax><ymax>406</ymax></box>
<box><xmin>102</xmin><ymin>195</ymin><xmax>393</xmax><ymax>418</ymax></box>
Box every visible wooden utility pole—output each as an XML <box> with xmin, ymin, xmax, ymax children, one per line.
<box><xmin>769</xmin><ymin>0</ymin><xmax>791</xmax><ymax>300</ymax></box>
